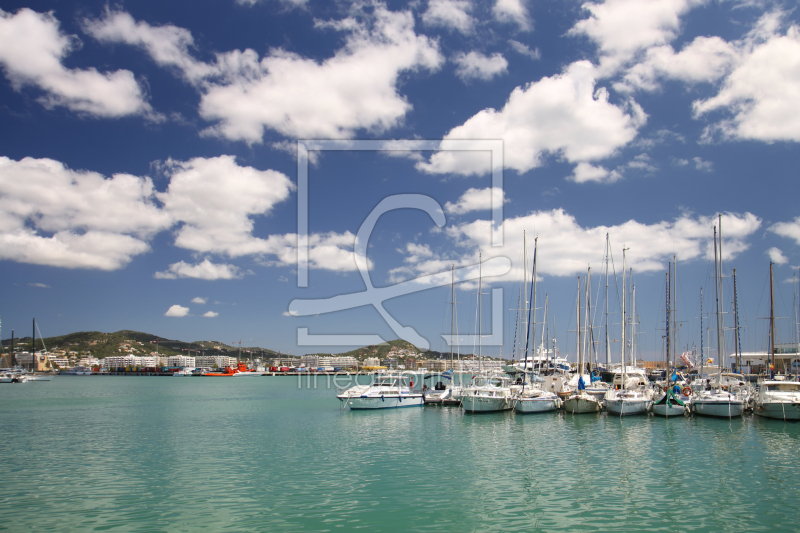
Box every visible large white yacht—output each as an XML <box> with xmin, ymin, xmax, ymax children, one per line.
<box><xmin>753</xmin><ymin>380</ymin><xmax>800</xmax><ymax>420</ymax></box>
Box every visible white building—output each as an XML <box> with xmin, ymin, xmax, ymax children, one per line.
<box><xmin>196</xmin><ymin>355</ymin><xmax>235</xmax><ymax>368</ymax></box>
<box><xmin>167</xmin><ymin>355</ymin><xmax>196</xmax><ymax>368</ymax></box>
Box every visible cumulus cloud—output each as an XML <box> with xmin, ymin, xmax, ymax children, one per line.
<box><xmin>0</xmin><ymin>8</ymin><xmax>151</xmax><ymax>118</ymax></box>
<box><xmin>86</xmin><ymin>5</ymin><xmax>442</xmax><ymax>142</ymax></box>
<box><xmin>157</xmin><ymin>155</ymin><xmax>294</xmax><ymax>257</ymax></box>
<box><xmin>0</xmin><ymin>156</ymin><xmax>170</xmax><ymax>269</ymax></box>
<box><xmin>568</xmin><ymin>0</ymin><xmax>702</xmax><ymax>76</ymax></box>
<box><xmin>395</xmin><ymin>210</ymin><xmax>761</xmax><ymax>287</ymax></box>
<box><xmin>568</xmin><ymin>162</ymin><xmax>622</xmax><ymax>184</ymax></box>
<box><xmin>693</xmin><ymin>157</ymin><xmax>713</xmax><ymax>172</ymax></box>
<box><xmin>767</xmin><ymin>247</ymin><xmax>788</xmax><ymax>265</ymax></box>
<box><xmin>693</xmin><ymin>12</ymin><xmax>800</xmax><ymax>143</ymax></box>
<box><xmin>418</xmin><ymin>61</ymin><xmax>645</xmax><ymax>176</ymax></box>
<box><xmin>770</xmin><ymin>217</ymin><xmax>800</xmax><ymax>246</ymax></box>
<box><xmin>203</xmin><ymin>311</ymin><xmax>219</xmax><ymax>318</ymax></box>
<box><xmin>155</xmin><ymin>259</ymin><xmax>244</xmax><ymax>280</ymax></box>
<box><xmin>493</xmin><ymin>0</ymin><xmax>531</xmax><ymax>31</ymax></box>
<box><xmin>422</xmin><ymin>0</ymin><xmax>474</xmax><ymax>34</ymax></box>
<box><xmin>444</xmin><ymin>187</ymin><xmax>506</xmax><ymax>214</ymax></box>
<box><xmin>191</xmin><ymin>297</ymin><xmax>207</xmax><ymax>304</ymax></box>
<box><xmin>165</xmin><ymin>304</ymin><xmax>190</xmax><ymax>317</ymax></box>
<box><xmin>258</xmin><ymin>231</ymin><xmax>370</xmax><ymax>272</ymax></box>
<box><xmin>453</xmin><ymin>51</ymin><xmax>508</xmax><ymax>81</ymax></box>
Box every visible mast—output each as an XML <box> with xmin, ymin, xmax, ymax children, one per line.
<box><xmin>577</xmin><ymin>276</ymin><xmax>582</xmax><ymax>379</ymax></box>
<box><xmin>621</xmin><ymin>247</ymin><xmax>628</xmax><ymax>388</ymax></box>
<box><xmin>713</xmin><ymin>225</ymin><xmax>723</xmax><ymax>390</ymax></box>
<box><xmin>666</xmin><ymin>267</ymin><xmax>671</xmax><ymax>386</ymax></box>
<box><xmin>631</xmin><ymin>273</ymin><xmax>637</xmax><ymax>366</ymax></box>
<box><xmin>770</xmin><ymin>262</ymin><xmax>775</xmax><ymax>377</ymax></box>
<box><xmin>522</xmin><ymin>232</ymin><xmax>528</xmax><ymax>365</ymax></box>
<box><xmin>718</xmin><ymin>214</ymin><xmax>725</xmax><ymax>371</ymax></box>
<box><xmin>450</xmin><ymin>264</ymin><xmax>455</xmax><ymax>370</ymax></box>
<box><xmin>478</xmin><ymin>251</ymin><xmax>483</xmax><ymax>368</ymax></box>
<box><xmin>733</xmin><ymin>268</ymin><xmax>741</xmax><ymax>373</ymax></box>
<box><xmin>587</xmin><ymin>267</ymin><xmax>594</xmax><ymax>371</ymax></box>
<box><xmin>673</xmin><ymin>256</ymin><xmax>677</xmax><ymax>371</ymax></box>
<box><xmin>512</xmin><ymin>288</ymin><xmax>521</xmax><ymax>362</ymax></box>
<box><xmin>531</xmin><ymin>236</ymin><xmax>538</xmax><ymax>364</ymax></box>
<box><xmin>543</xmin><ymin>294</ymin><xmax>549</xmax><ymax>370</ymax></box>
<box><xmin>32</xmin><ymin>317</ymin><xmax>36</xmax><ymax>371</ymax></box>
<box><xmin>605</xmin><ymin>234</ymin><xmax>610</xmax><ymax>367</ymax></box>
<box><xmin>700</xmin><ymin>287</ymin><xmax>704</xmax><ymax>377</ymax></box>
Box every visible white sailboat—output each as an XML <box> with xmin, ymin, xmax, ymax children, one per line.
<box><xmin>652</xmin><ymin>257</ymin><xmax>687</xmax><ymax>417</ymax></box>
<box><xmin>564</xmin><ymin>275</ymin><xmax>602</xmax><ymax>414</ymax></box>
<box><xmin>754</xmin><ymin>262</ymin><xmax>800</xmax><ymax>420</ymax></box>
<box><xmin>606</xmin><ymin>250</ymin><xmax>652</xmax><ymax>416</ymax></box>
<box><xmin>692</xmin><ymin>219</ymin><xmax>745</xmax><ymax>418</ymax></box>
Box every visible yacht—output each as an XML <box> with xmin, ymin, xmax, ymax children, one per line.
<box><xmin>461</xmin><ymin>375</ymin><xmax>514</xmax><ymax>413</ymax></box>
<box><xmin>337</xmin><ymin>373</ymin><xmax>423</xmax><ymax>409</ymax></box>
<box><xmin>651</xmin><ymin>387</ymin><xmax>687</xmax><ymax>417</ymax></box>
<box><xmin>514</xmin><ymin>374</ymin><xmax>561</xmax><ymax>413</ymax></box>
<box><xmin>753</xmin><ymin>380</ymin><xmax>800</xmax><ymax>420</ymax></box>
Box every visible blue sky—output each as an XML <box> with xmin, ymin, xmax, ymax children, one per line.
<box><xmin>1</xmin><ymin>0</ymin><xmax>799</xmax><ymax>363</ymax></box>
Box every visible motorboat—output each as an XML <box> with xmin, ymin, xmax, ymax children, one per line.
<box><xmin>173</xmin><ymin>368</ymin><xmax>194</xmax><ymax>376</ymax></box>
<box><xmin>753</xmin><ymin>380</ymin><xmax>800</xmax><ymax>420</ymax></box>
<box><xmin>461</xmin><ymin>375</ymin><xmax>514</xmax><ymax>413</ymax></box>
<box><xmin>337</xmin><ymin>373</ymin><xmax>423</xmax><ymax>409</ymax></box>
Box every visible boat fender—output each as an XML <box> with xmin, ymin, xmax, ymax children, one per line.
<box><xmin>682</xmin><ymin>387</ymin><xmax>692</xmax><ymax>396</ymax></box>
<box><xmin>381</xmin><ymin>395</ymin><xmax>385</xmax><ymax>402</ymax></box>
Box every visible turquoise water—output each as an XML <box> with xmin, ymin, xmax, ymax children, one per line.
<box><xmin>1</xmin><ymin>376</ymin><xmax>799</xmax><ymax>532</ymax></box>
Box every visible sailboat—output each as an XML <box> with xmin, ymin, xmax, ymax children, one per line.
<box><xmin>462</xmin><ymin>252</ymin><xmax>514</xmax><ymax>413</ymax></box>
<box><xmin>563</xmin><ymin>275</ymin><xmax>602</xmax><ymax>414</ymax></box>
<box><xmin>514</xmin><ymin>236</ymin><xmax>560</xmax><ymax>413</ymax></box>
<box><xmin>753</xmin><ymin>262</ymin><xmax>800</xmax><ymax>420</ymax></box>
<box><xmin>425</xmin><ymin>265</ymin><xmax>459</xmax><ymax>405</ymax></box>
<box><xmin>652</xmin><ymin>258</ymin><xmax>687</xmax><ymax>417</ymax></box>
<box><xmin>606</xmin><ymin>249</ymin><xmax>652</xmax><ymax>415</ymax></box>
<box><xmin>692</xmin><ymin>219</ymin><xmax>745</xmax><ymax>418</ymax></box>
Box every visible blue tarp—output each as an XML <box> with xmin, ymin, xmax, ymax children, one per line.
<box><xmin>578</xmin><ymin>376</ymin><xmax>586</xmax><ymax>391</ymax></box>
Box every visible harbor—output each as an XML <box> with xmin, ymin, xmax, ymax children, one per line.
<box><xmin>1</xmin><ymin>375</ymin><xmax>798</xmax><ymax>532</ymax></box>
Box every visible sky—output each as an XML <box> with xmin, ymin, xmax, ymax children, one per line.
<box><xmin>1</xmin><ymin>0</ymin><xmax>799</xmax><ymax>364</ymax></box>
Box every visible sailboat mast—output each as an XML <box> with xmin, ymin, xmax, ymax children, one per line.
<box><xmin>478</xmin><ymin>251</ymin><xmax>483</xmax><ymax>367</ymax></box>
<box><xmin>522</xmin><ymin>232</ymin><xmax>528</xmax><ymax>364</ymax></box>
<box><xmin>718</xmin><ymin>214</ymin><xmax>725</xmax><ymax>371</ymax></box>
<box><xmin>32</xmin><ymin>317</ymin><xmax>36</xmax><ymax>371</ymax></box>
<box><xmin>713</xmin><ymin>225</ymin><xmax>723</xmax><ymax>389</ymax></box>
<box><xmin>733</xmin><ymin>267</ymin><xmax>741</xmax><ymax>372</ymax></box>
<box><xmin>587</xmin><ymin>267</ymin><xmax>593</xmax><ymax>371</ymax></box>
<box><xmin>621</xmin><ymin>247</ymin><xmax>627</xmax><ymax>385</ymax></box>
<box><xmin>605</xmin><ymin>234</ymin><xmax>610</xmax><ymax>367</ymax></box>
<box><xmin>770</xmin><ymin>261</ymin><xmax>775</xmax><ymax>375</ymax></box>
<box><xmin>450</xmin><ymin>264</ymin><xmax>455</xmax><ymax>369</ymax></box>
<box><xmin>673</xmin><ymin>256</ymin><xmax>677</xmax><ymax>368</ymax></box>
<box><xmin>666</xmin><ymin>266</ymin><xmax>671</xmax><ymax>384</ymax></box>
<box><xmin>700</xmin><ymin>287</ymin><xmax>704</xmax><ymax>376</ymax></box>
<box><xmin>577</xmin><ymin>276</ymin><xmax>582</xmax><ymax>377</ymax></box>
<box><xmin>531</xmin><ymin>236</ymin><xmax>538</xmax><ymax>363</ymax></box>
<box><xmin>631</xmin><ymin>275</ymin><xmax>637</xmax><ymax>366</ymax></box>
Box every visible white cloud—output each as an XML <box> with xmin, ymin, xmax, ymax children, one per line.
<box><xmin>493</xmin><ymin>0</ymin><xmax>531</xmax><ymax>31</ymax></box>
<box><xmin>693</xmin><ymin>13</ymin><xmax>800</xmax><ymax>142</ymax></box>
<box><xmin>568</xmin><ymin>162</ymin><xmax>622</xmax><ymax>184</ymax></box>
<box><xmin>0</xmin><ymin>8</ymin><xmax>151</xmax><ymax>118</ymax></box>
<box><xmin>157</xmin><ymin>156</ymin><xmax>294</xmax><ymax>256</ymax></box>
<box><xmin>29</xmin><ymin>282</ymin><xmax>50</xmax><ymax>288</ymax></box>
<box><xmin>453</xmin><ymin>51</ymin><xmax>508</xmax><ymax>81</ymax></box>
<box><xmin>86</xmin><ymin>6</ymin><xmax>441</xmax><ymax>142</ymax></box>
<box><xmin>418</xmin><ymin>61</ymin><xmax>644</xmax><ymax>176</ymax></box>
<box><xmin>509</xmin><ymin>40</ymin><xmax>540</xmax><ymax>60</ymax></box>
<box><xmin>767</xmin><ymin>247</ymin><xmax>788</xmax><ymax>265</ymax></box>
<box><xmin>191</xmin><ymin>297</ymin><xmax>207</xmax><ymax>304</ymax></box>
<box><xmin>615</xmin><ymin>36</ymin><xmax>737</xmax><ymax>92</ymax></box>
<box><xmin>258</xmin><ymin>231</ymin><xmax>371</xmax><ymax>272</ymax></box>
<box><xmin>444</xmin><ymin>187</ymin><xmax>506</xmax><ymax>214</ymax></box>
<box><xmin>83</xmin><ymin>9</ymin><xmax>216</xmax><ymax>84</ymax></box>
<box><xmin>396</xmin><ymin>210</ymin><xmax>761</xmax><ymax>287</ymax></box>
<box><xmin>568</xmin><ymin>0</ymin><xmax>702</xmax><ymax>76</ymax></box>
<box><xmin>693</xmin><ymin>157</ymin><xmax>713</xmax><ymax>172</ymax></box>
<box><xmin>770</xmin><ymin>217</ymin><xmax>800</xmax><ymax>246</ymax></box>
<box><xmin>203</xmin><ymin>311</ymin><xmax>219</xmax><ymax>318</ymax></box>
<box><xmin>422</xmin><ymin>0</ymin><xmax>474</xmax><ymax>34</ymax></box>
<box><xmin>0</xmin><ymin>156</ymin><xmax>170</xmax><ymax>270</ymax></box>
<box><xmin>165</xmin><ymin>304</ymin><xmax>190</xmax><ymax>317</ymax></box>
<box><xmin>155</xmin><ymin>259</ymin><xmax>244</xmax><ymax>280</ymax></box>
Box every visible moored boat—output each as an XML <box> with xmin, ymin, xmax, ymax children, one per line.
<box><xmin>337</xmin><ymin>373</ymin><xmax>423</xmax><ymax>409</ymax></box>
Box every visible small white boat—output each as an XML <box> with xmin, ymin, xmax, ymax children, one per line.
<box><xmin>563</xmin><ymin>392</ymin><xmax>602</xmax><ymax>414</ymax></box>
<box><xmin>461</xmin><ymin>375</ymin><xmax>514</xmax><ymax>413</ymax></box>
<box><xmin>753</xmin><ymin>380</ymin><xmax>800</xmax><ymax>420</ymax></box>
<box><xmin>0</xmin><ymin>372</ymin><xmax>14</xmax><ymax>383</ymax></box>
<box><xmin>173</xmin><ymin>368</ymin><xmax>194</xmax><ymax>376</ymax></box>
<box><xmin>651</xmin><ymin>387</ymin><xmax>687</xmax><ymax>417</ymax></box>
<box><xmin>337</xmin><ymin>373</ymin><xmax>423</xmax><ymax>409</ymax></box>
<box><xmin>515</xmin><ymin>389</ymin><xmax>561</xmax><ymax>413</ymax></box>
<box><xmin>691</xmin><ymin>389</ymin><xmax>745</xmax><ymax>418</ymax></box>
<box><xmin>605</xmin><ymin>389</ymin><xmax>652</xmax><ymax>416</ymax></box>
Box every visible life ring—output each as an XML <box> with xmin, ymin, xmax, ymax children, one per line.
<box><xmin>663</xmin><ymin>386</ymin><xmax>668</xmax><ymax>393</ymax></box>
<box><xmin>682</xmin><ymin>387</ymin><xmax>692</xmax><ymax>396</ymax></box>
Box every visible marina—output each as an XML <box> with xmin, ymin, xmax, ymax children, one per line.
<box><xmin>1</xmin><ymin>375</ymin><xmax>799</xmax><ymax>532</ymax></box>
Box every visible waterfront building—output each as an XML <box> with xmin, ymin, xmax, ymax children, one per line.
<box><xmin>167</xmin><ymin>355</ymin><xmax>196</xmax><ymax>368</ymax></box>
<box><xmin>195</xmin><ymin>355</ymin><xmax>235</xmax><ymax>368</ymax></box>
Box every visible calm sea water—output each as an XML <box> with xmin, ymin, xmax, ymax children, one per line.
<box><xmin>1</xmin><ymin>376</ymin><xmax>799</xmax><ymax>532</ymax></box>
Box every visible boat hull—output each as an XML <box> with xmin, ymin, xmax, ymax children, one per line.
<box><xmin>651</xmin><ymin>402</ymin><xmax>686</xmax><ymax>417</ymax></box>
<box><xmin>461</xmin><ymin>396</ymin><xmax>513</xmax><ymax>413</ymax></box>
<box><xmin>692</xmin><ymin>399</ymin><xmax>745</xmax><ymax>418</ymax></box>
<box><xmin>606</xmin><ymin>398</ymin><xmax>652</xmax><ymax>416</ymax></box>
<box><xmin>514</xmin><ymin>397</ymin><xmax>560</xmax><ymax>413</ymax></box>
<box><xmin>754</xmin><ymin>402</ymin><xmax>800</xmax><ymax>420</ymax></box>
<box><xmin>563</xmin><ymin>395</ymin><xmax>602</xmax><ymax>414</ymax></box>
<box><xmin>339</xmin><ymin>395</ymin><xmax>424</xmax><ymax>409</ymax></box>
